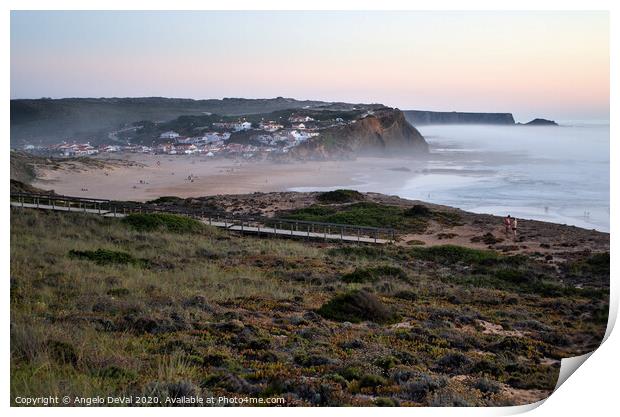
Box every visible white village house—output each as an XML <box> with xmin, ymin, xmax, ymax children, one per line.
<box><xmin>160</xmin><ymin>131</ymin><xmax>180</xmax><ymax>140</ymax></box>
<box><xmin>289</xmin><ymin>115</ymin><xmax>315</xmax><ymax>123</ymax></box>
<box><xmin>233</xmin><ymin>121</ymin><xmax>252</xmax><ymax>131</ymax></box>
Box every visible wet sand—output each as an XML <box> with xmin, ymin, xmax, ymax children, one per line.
<box><xmin>32</xmin><ymin>153</ymin><xmax>424</xmax><ymax>202</ymax></box>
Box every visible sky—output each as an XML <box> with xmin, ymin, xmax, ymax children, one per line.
<box><xmin>10</xmin><ymin>11</ymin><xmax>609</xmax><ymax>122</ymax></box>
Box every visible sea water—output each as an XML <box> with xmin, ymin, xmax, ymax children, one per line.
<box><xmin>294</xmin><ymin>123</ymin><xmax>610</xmax><ymax>232</ymax></box>
<box><xmin>406</xmin><ymin>124</ymin><xmax>610</xmax><ymax>232</ymax></box>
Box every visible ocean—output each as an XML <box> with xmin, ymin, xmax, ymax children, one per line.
<box><xmin>295</xmin><ymin>123</ymin><xmax>610</xmax><ymax>232</ymax></box>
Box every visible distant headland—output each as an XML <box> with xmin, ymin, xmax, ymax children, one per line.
<box><xmin>521</xmin><ymin>118</ymin><xmax>559</xmax><ymax>126</ymax></box>
<box><xmin>404</xmin><ymin>110</ymin><xmax>515</xmax><ymax>125</ymax></box>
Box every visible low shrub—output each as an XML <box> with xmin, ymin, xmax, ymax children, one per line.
<box><xmin>294</xmin><ymin>353</ymin><xmax>332</xmax><ymax>367</ymax></box>
<box><xmin>403</xmin><ymin>372</ymin><xmax>447</xmax><ymax>402</ymax></box>
<box><xmin>317</xmin><ymin>290</ymin><xmax>397</xmax><ymax>324</ymax></box>
<box><xmin>283</xmin><ymin>202</ymin><xmax>427</xmax><ymax>231</ymax></box>
<box><xmin>147</xmin><ymin>196</ymin><xmax>184</xmax><ymax>204</ymax></box>
<box><xmin>337</xmin><ymin>365</ymin><xmax>365</xmax><ymax>381</ymax></box>
<box><xmin>411</xmin><ymin>245</ymin><xmax>499</xmax><ymax>265</ymax></box>
<box><xmin>494</xmin><ymin>268</ymin><xmax>535</xmax><ymax>284</ymax></box>
<box><xmin>471</xmin><ymin>232</ymin><xmax>504</xmax><ymax>245</ymax></box>
<box><xmin>316</xmin><ymin>189</ymin><xmax>365</xmax><ymax>204</ymax></box>
<box><xmin>69</xmin><ymin>249</ymin><xmax>148</xmax><ymax>267</ymax></box>
<box><xmin>374</xmin><ymin>397</ymin><xmax>399</xmax><ymax>407</ymax></box>
<box><xmin>393</xmin><ymin>290</ymin><xmax>418</xmax><ymax>301</ymax></box>
<box><xmin>327</xmin><ymin>246</ymin><xmax>386</xmax><ymax>259</ymax></box>
<box><xmin>122</xmin><ymin>213</ymin><xmax>204</xmax><ymax>233</ymax></box>
<box><xmin>107</xmin><ymin>288</ymin><xmax>130</xmax><ymax>297</ymax></box>
<box><xmin>46</xmin><ymin>340</ymin><xmax>78</xmax><ymax>366</ymax></box>
<box><xmin>358</xmin><ymin>374</ymin><xmax>387</xmax><ymax>389</ymax></box>
<box><xmin>433</xmin><ymin>352</ymin><xmax>472</xmax><ymax>374</ymax></box>
<box><xmin>470</xmin><ymin>377</ymin><xmax>501</xmax><ymax>394</ymax></box>
<box><xmin>374</xmin><ymin>356</ymin><xmax>399</xmax><ymax>372</ymax></box>
<box><xmin>404</xmin><ymin>205</ymin><xmax>432</xmax><ymax>217</ymax></box>
<box><xmin>96</xmin><ymin>365</ymin><xmax>137</xmax><ymax>381</ymax></box>
<box><xmin>571</xmin><ymin>252</ymin><xmax>610</xmax><ymax>275</ymax></box>
<box><xmin>505</xmin><ymin>365</ymin><xmax>559</xmax><ymax>390</ymax></box>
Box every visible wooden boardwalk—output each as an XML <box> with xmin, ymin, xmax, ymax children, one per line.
<box><xmin>10</xmin><ymin>194</ymin><xmax>394</xmax><ymax>245</ymax></box>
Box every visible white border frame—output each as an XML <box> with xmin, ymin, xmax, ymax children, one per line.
<box><xmin>2</xmin><ymin>2</ymin><xmax>616</xmax><ymax>417</ymax></box>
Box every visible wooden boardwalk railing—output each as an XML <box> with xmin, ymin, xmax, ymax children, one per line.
<box><xmin>10</xmin><ymin>192</ymin><xmax>396</xmax><ymax>244</ymax></box>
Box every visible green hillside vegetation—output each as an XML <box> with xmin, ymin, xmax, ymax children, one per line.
<box><xmin>11</xmin><ymin>208</ymin><xmax>608</xmax><ymax>406</ymax></box>
<box><xmin>281</xmin><ymin>202</ymin><xmax>462</xmax><ymax>233</ymax></box>
<box><xmin>122</xmin><ymin>213</ymin><xmax>205</xmax><ymax>234</ymax></box>
<box><xmin>11</xmin><ymin>97</ymin><xmax>379</xmax><ymax>146</ymax></box>
<box><xmin>316</xmin><ymin>189</ymin><xmax>366</xmax><ymax>204</ymax></box>
<box><xmin>118</xmin><ymin>107</ymin><xmax>385</xmax><ymax>145</ymax></box>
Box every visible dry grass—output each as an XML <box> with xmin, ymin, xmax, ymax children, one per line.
<box><xmin>10</xmin><ymin>207</ymin><xmax>608</xmax><ymax>406</ymax></box>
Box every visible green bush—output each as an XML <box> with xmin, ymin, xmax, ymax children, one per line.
<box><xmin>494</xmin><ymin>268</ymin><xmax>534</xmax><ymax>284</ymax></box>
<box><xmin>122</xmin><ymin>213</ymin><xmax>204</xmax><ymax>233</ymax></box>
<box><xmin>404</xmin><ymin>205</ymin><xmax>431</xmax><ymax>217</ymax></box>
<box><xmin>505</xmin><ymin>365</ymin><xmax>559</xmax><ymax>390</ymax></box>
<box><xmin>46</xmin><ymin>340</ymin><xmax>78</xmax><ymax>366</ymax></box>
<box><xmin>412</xmin><ymin>245</ymin><xmax>499</xmax><ymax>265</ymax></box>
<box><xmin>317</xmin><ymin>289</ymin><xmax>397</xmax><ymax>324</ymax></box>
<box><xmin>358</xmin><ymin>374</ymin><xmax>387</xmax><ymax>389</ymax></box>
<box><xmin>96</xmin><ymin>365</ymin><xmax>137</xmax><ymax>381</ymax></box>
<box><xmin>374</xmin><ymin>356</ymin><xmax>399</xmax><ymax>372</ymax></box>
<box><xmin>433</xmin><ymin>352</ymin><xmax>472</xmax><ymax>374</ymax></box>
<box><xmin>337</xmin><ymin>365</ymin><xmax>365</xmax><ymax>381</ymax></box>
<box><xmin>316</xmin><ymin>189</ymin><xmax>365</xmax><ymax>204</ymax></box>
<box><xmin>327</xmin><ymin>246</ymin><xmax>386</xmax><ymax>259</ymax></box>
<box><xmin>147</xmin><ymin>196</ymin><xmax>184</xmax><ymax>204</ymax></box>
<box><xmin>403</xmin><ymin>372</ymin><xmax>448</xmax><ymax>402</ymax></box>
<box><xmin>325</xmin><ymin>203</ymin><xmax>406</xmax><ymax>228</ymax></box>
<box><xmin>284</xmin><ymin>202</ymin><xmax>427</xmax><ymax>231</ymax></box>
<box><xmin>69</xmin><ymin>249</ymin><xmax>148</xmax><ymax>267</ymax></box>
<box><xmin>374</xmin><ymin>397</ymin><xmax>399</xmax><ymax>407</ymax></box>
<box><xmin>567</xmin><ymin>252</ymin><xmax>610</xmax><ymax>277</ymax></box>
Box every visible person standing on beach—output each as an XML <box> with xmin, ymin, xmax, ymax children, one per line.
<box><xmin>511</xmin><ymin>217</ymin><xmax>518</xmax><ymax>239</ymax></box>
<box><xmin>504</xmin><ymin>215</ymin><xmax>512</xmax><ymax>235</ymax></box>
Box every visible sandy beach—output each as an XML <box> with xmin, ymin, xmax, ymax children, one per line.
<box><xmin>32</xmin><ymin>153</ymin><xmax>423</xmax><ymax>202</ymax></box>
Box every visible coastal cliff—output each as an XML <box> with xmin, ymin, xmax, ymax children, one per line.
<box><xmin>524</xmin><ymin>118</ymin><xmax>558</xmax><ymax>126</ymax></box>
<box><xmin>288</xmin><ymin>109</ymin><xmax>428</xmax><ymax>160</ymax></box>
<box><xmin>404</xmin><ymin>110</ymin><xmax>515</xmax><ymax>125</ymax></box>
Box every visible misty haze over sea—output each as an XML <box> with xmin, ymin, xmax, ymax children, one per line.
<box><xmin>295</xmin><ymin>124</ymin><xmax>610</xmax><ymax>232</ymax></box>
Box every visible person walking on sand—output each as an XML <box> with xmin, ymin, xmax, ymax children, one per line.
<box><xmin>511</xmin><ymin>217</ymin><xmax>518</xmax><ymax>239</ymax></box>
<box><xmin>503</xmin><ymin>215</ymin><xmax>512</xmax><ymax>235</ymax></box>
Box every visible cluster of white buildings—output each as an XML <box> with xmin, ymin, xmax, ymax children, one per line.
<box><xmin>152</xmin><ymin>126</ymin><xmax>319</xmax><ymax>157</ymax></box>
<box><xmin>211</xmin><ymin>121</ymin><xmax>252</xmax><ymax>132</ymax></box>
<box><xmin>289</xmin><ymin>115</ymin><xmax>315</xmax><ymax>123</ymax></box>
<box><xmin>43</xmin><ymin>142</ymin><xmax>155</xmax><ymax>156</ymax></box>
<box><xmin>258</xmin><ymin>121</ymin><xmax>284</xmax><ymax>132</ymax></box>
<box><xmin>48</xmin><ymin>142</ymin><xmax>100</xmax><ymax>157</ymax></box>
<box><xmin>253</xmin><ymin>129</ymin><xmax>318</xmax><ymax>147</ymax></box>
<box><xmin>174</xmin><ymin>132</ymin><xmax>231</xmax><ymax>145</ymax></box>
<box><xmin>34</xmin><ymin>114</ymin><xmax>334</xmax><ymax>159</ymax></box>
<box><xmin>151</xmin><ymin>118</ymin><xmax>321</xmax><ymax>157</ymax></box>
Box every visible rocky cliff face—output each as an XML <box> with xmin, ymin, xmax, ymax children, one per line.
<box><xmin>287</xmin><ymin>109</ymin><xmax>428</xmax><ymax>160</ymax></box>
<box><xmin>404</xmin><ymin>110</ymin><xmax>515</xmax><ymax>125</ymax></box>
<box><xmin>524</xmin><ymin>118</ymin><xmax>558</xmax><ymax>126</ymax></box>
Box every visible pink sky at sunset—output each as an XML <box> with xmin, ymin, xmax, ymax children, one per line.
<box><xmin>11</xmin><ymin>11</ymin><xmax>609</xmax><ymax>121</ymax></box>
